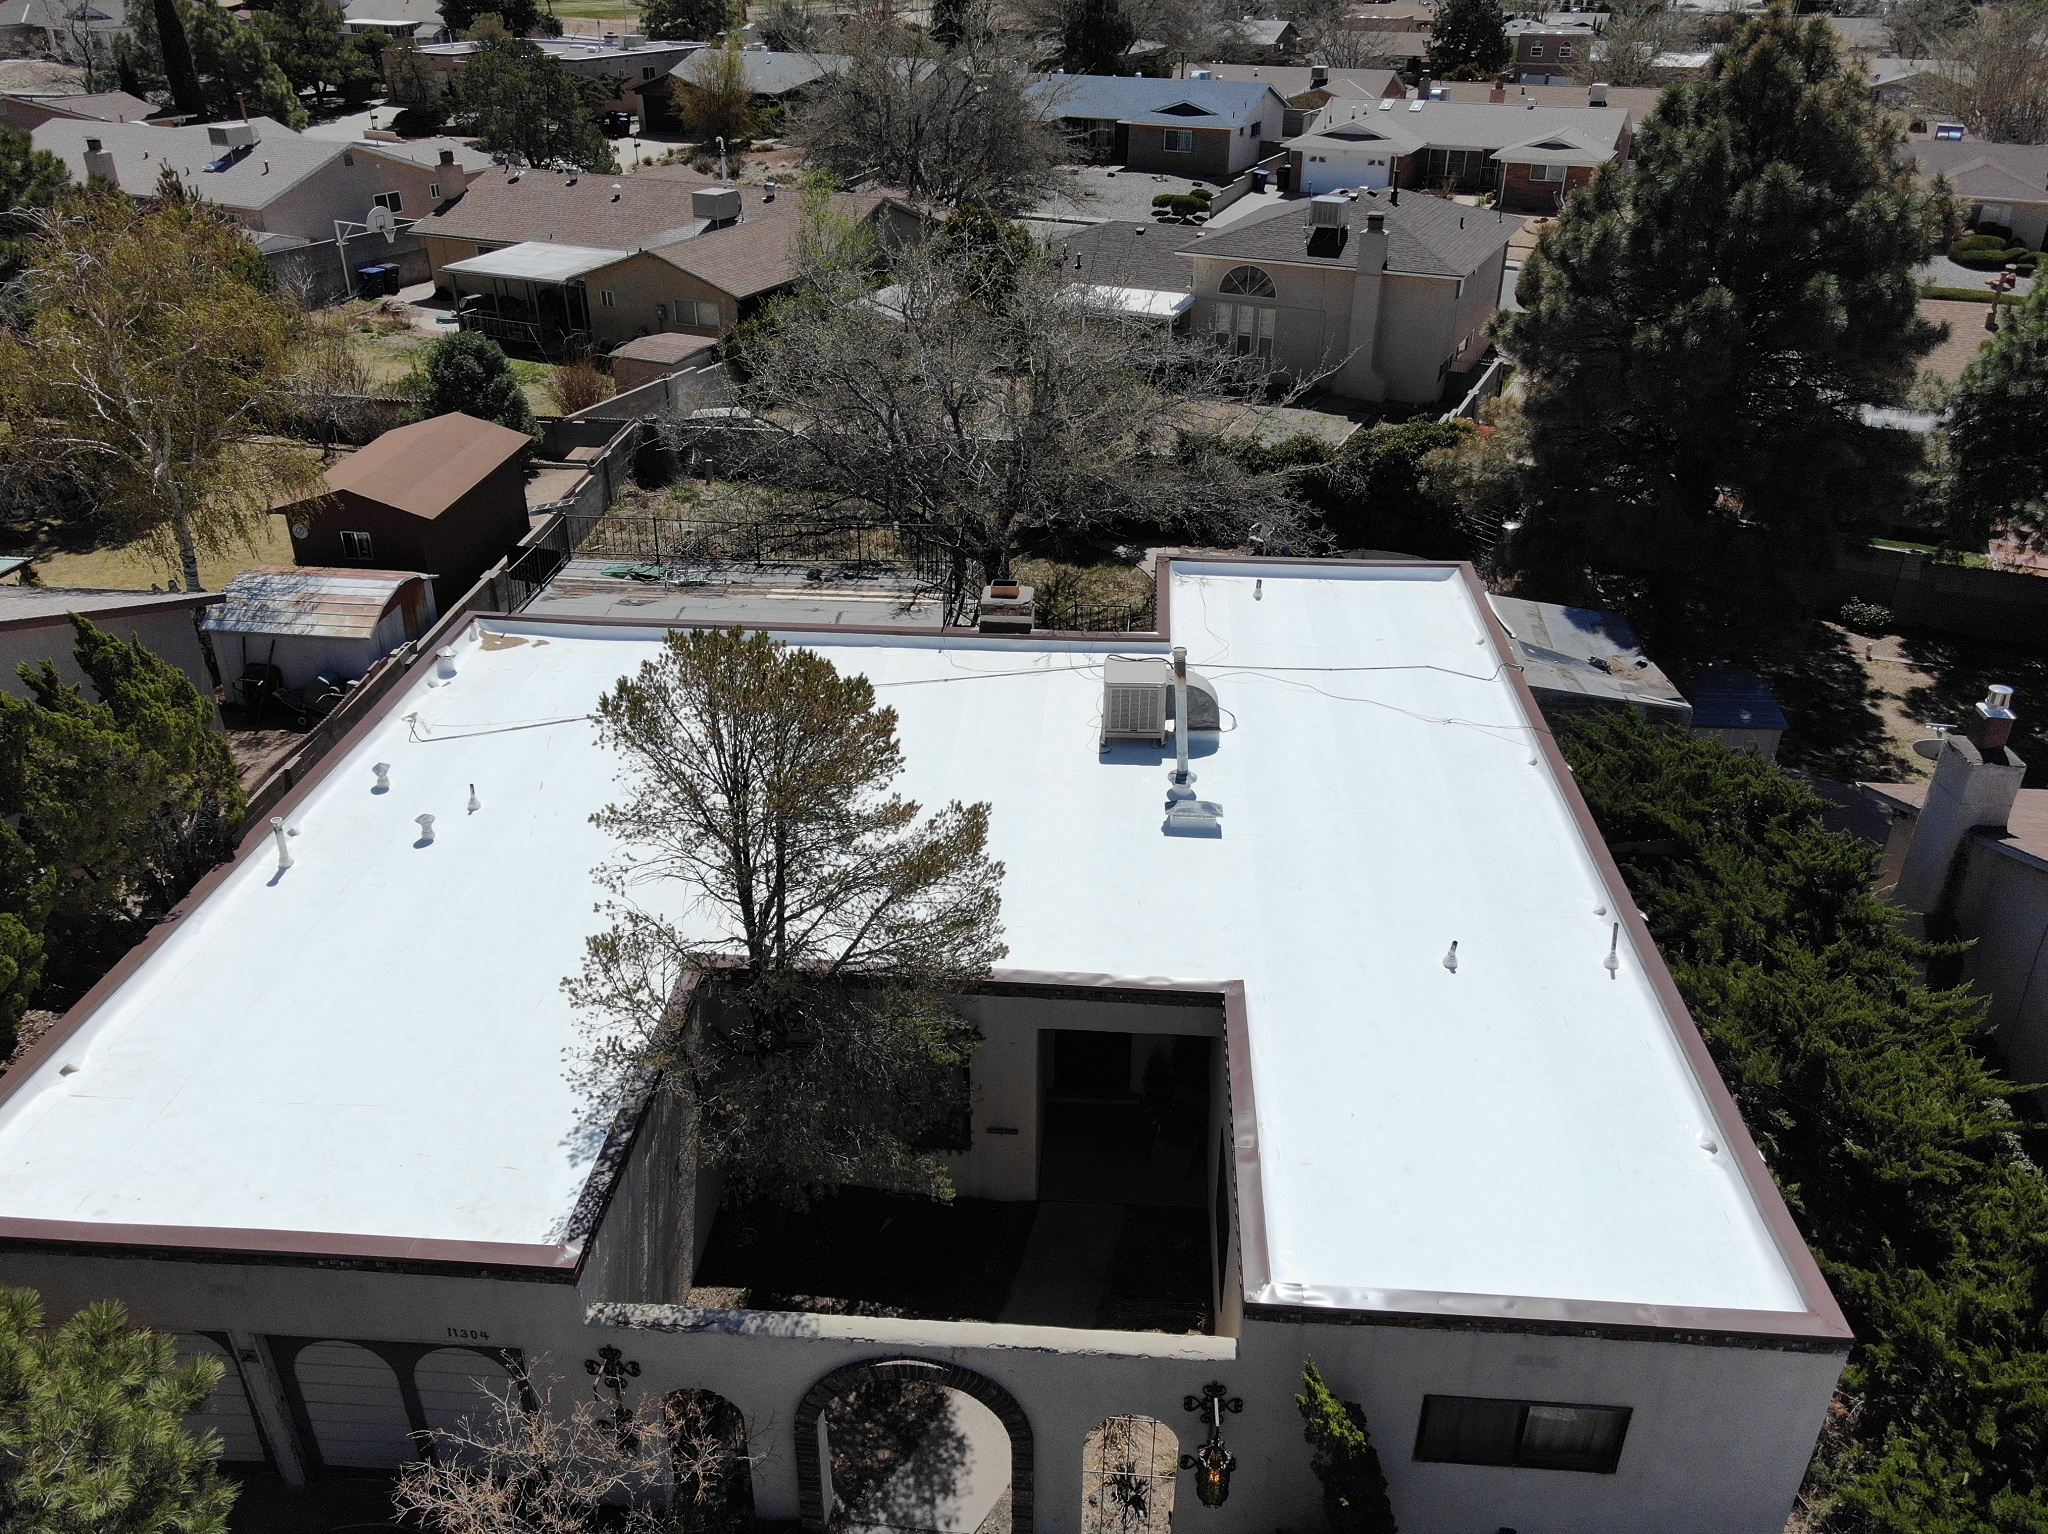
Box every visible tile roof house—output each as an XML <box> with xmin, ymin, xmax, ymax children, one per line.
<box><xmin>1177</xmin><ymin>187</ymin><xmax>1519</xmax><ymax>402</ymax></box>
<box><xmin>278</xmin><ymin>412</ymin><xmax>534</xmax><ymax>609</ymax></box>
<box><xmin>30</xmin><ymin>117</ymin><xmax>480</xmax><ymax>241</ymax></box>
<box><xmin>1027</xmin><ymin>74</ymin><xmax>1287</xmax><ymax>177</ymax></box>
<box><xmin>1287</xmin><ymin>98</ymin><xmax>1633</xmax><ymax>209</ymax></box>
<box><xmin>1900</xmin><ymin>136</ymin><xmax>2048</xmax><ymax>247</ymax></box>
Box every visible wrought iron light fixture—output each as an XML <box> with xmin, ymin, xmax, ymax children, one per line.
<box><xmin>1180</xmin><ymin>1381</ymin><xmax>1244</xmax><ymax>1507</ymax></box>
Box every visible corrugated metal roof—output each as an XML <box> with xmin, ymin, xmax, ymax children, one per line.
<box><xmin>201</xmin><ymin>567</ymin><xmax>426</xmax><ymax>641</ymax></box>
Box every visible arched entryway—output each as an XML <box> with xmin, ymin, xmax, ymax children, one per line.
<box><xmin>796</xmin><ymin>1358</ymin><xmax>1034</xmax><ymax>1534</ymax></box>
<box><xmin>669</xmin><ymin>1387</ymin><xmax>755</xmax><ymax>1531</ymax></box>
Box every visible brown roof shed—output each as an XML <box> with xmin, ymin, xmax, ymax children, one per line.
<box><xmin>284</xmin><ymin>413</ymin><xmax>533</xmax><ymax>609</ymax></box>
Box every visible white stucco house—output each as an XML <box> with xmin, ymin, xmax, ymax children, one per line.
<box><xmin>0</xmin><ymin>559</ymin><xmax>1849</xmax><ymax>1534</ymax></box>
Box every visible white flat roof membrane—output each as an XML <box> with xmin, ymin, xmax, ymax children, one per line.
<box><xmin>0</xmin><ymin>563</ymin><xmax>1809</xmax><ymax>1316</ymax></box>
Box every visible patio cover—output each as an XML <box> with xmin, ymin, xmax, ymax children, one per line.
<box><xmin>440</xmin><ymin>242</ymin><xmax>632</xmax><ymax>284</ymax></box>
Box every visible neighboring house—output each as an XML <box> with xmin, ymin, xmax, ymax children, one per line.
<box><xmin>279</xmin><ymin>413</ymin><xmax>533</xmax><ymax>610</ymax></box>
<box><xmin>0</xmin><ymin>0</ymin><xmax>122</xmax><ymax>61</ymax></box>
<box><xmin>1344</xmin><ymin>1</ymin><xmax>1434</xmax><ymax>30</ymax></box>
<box><xmin>417</xmin><ymin>175</ymin><xmax>921</xmax><ymax>353</ymax></box>
<box><xmin>0</xmin><ymin>587</ymin><xmax>218</xmax><ymax>714</ymax></box>
<box><xmin>1427</xmin><ymin>77</ymin><xmax>1661</xmax><ymax>115</ymax></box>
<box><xmin>1286</xmin><ymin>99</ymin><xmax>1632</xmax><ymax>208</ymax></box>
<box><xmin>668</xmin><ymin>46</ymin><xmax>847</xmax><ymax>104</ymax></box>
<box><xmin>1828</xmin><ymin>14</ymin><xmax>1889</xmax><ymax>53</ymax></box>
<box><xmin>31</xmin><ymin>117</ymin><xmax>476</xmax><ymax>242</ymax></box>
<box><xmin>202</xmin><ymin>566</ymin><xmax>437</xmax><ymax>690</ymax></box>
<box><xmin>0</xmin><ymin>89</ymin><xmax>165</xmax><ymax>131</ymax></box>
<box><xmin>0</xmin><ymin>559</ymin><xmax>1849</xmax><ymax>1534</ymax></box>
<box><xmin>1485</xmin><ymin>595</ymin><xmax>1693</xmax><ymax>727</ymax></box>
<box><xmin>1900</xmin><ymin>136</ymin><xmax>2048</xmax><ymax>247</ymax></box>
<box><xmin>1863</xmin><ymin>688</ymin><xmax>2048</xmax><ymax>1092</ymax></box>
<box><xmin>1049</xmin><ymin>218</ymin><xmax>1201</xmax><ymax>327</ymax></box>
<box><xmin>1184</xmin><ymin>188</ymin><xmax>1517</xmax><ymax>403</ymax></box>
<box><xmin>341</xmin><ymin>0</ymin><xmax>453</xmax><ymax>44</ymax></box>
<box><xmin>413</xmin><ymin>37</ymin><xmax>699</xmax><ymax>121</ymax></box>
<box><xmin>1226</xmin><ymin>16</ymin><xmax>1301</xmax><ymax>61</ymax></box>
<box><xmin>1864</xmin><ymin>55</ymin><xmax>1945</xmax><ymax>110</ymax></box>
<box><xmin>1027</xmin><ymin>75</ymin><xmax>1286</xmax><ymax>178</ymax></box>
<box><xmin>1183</xmin><ymin>63</ymin><xmax>1403</xmax><ymax>135</ymax></box>
<box><xmin>1505</xmin><ymin>14</ymin><xmax>1605</xmax><ymax>84</ymax></box>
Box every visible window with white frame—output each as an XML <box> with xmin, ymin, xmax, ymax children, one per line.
<box><xmin>1527</xmin><ymin>39</ymin><xmax>1545</xmax><ymax>56</ymax></box>
<box><xmin>676</xmin><ymin>298</ymin><xmax>720</xmax><ymax>327</ymax></box>
<box><xmin>1530</xmin><ymin>163</ymin><xmax>1566</xmax><ymax>181</ymax></box>
<box><xmin>428</xmin><ymin>181</ymin><xmax>440</xmax><ymax>197</ymax></box>
<box><xmin>1163</xmin><ymin>128</ymin><xmax>1194</xmax><ymax>152</ymax></box>
<box><xmin>600</xmin><ymin>289</ymin><xmax>616</xmax><ymax>308</ymax></box>
<box><xmin>374</xmin><ymin>190</ymin><xmax>402</xmax><ymax>213</ymax></box>
<box><xmin>1218</xmin><ymin>265</ymin><xmax>1276</xmax><ymax>298</ymax></box>
<box><xmin>1558</xmin><ymin>42</ymin><xmax>1574</xmax><ymax>57</ymax></box>
<box><xmin>340</xmin><ymin>530</ymin><xmax>375</xmax><ymax>561</ymax></box>
<box><xmin>1414</xmin><ymin>1396</ymin><xmax>1631</xmax><ymax>1474</ymax></box>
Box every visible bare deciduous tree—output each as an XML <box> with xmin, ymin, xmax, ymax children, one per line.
<box><xmin>394</xmin><ymin>1365</ymin><xmax>758</xmax><ymax>1534</ymax></box>
<box><xmin>793</xmin><ymin>9</ymin><xmax>1066</xmax><ymax>212</ymax></box>
<box><xmin>1925</xmin><ymin>7</ymin><xmax>2048</xmax><ymax>145</ymax></box>
<box><xmin>568</xmin><ymin>626</ymin><xmax>1005</xmax><ymax>1229</ymax></box>
<box><xmin>702</xmin><ymin>196</ymin><xmax>1314</xmax><ymax>600</ymax></box>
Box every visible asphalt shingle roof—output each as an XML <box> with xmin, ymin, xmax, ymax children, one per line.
<box><xmin>409</xmin><ymin>167</ymin><xmax>721</xmax><ymax>248</ymax></box>
<box><xmin>1189</xmin><ymin>189</ymin><xmax>1520</xmax><ymax>278</ymax></box>
<box><xmin>1902</xmin><ymin>138</ymin><xmax>2048</xmax><ymax>205</ymax></box>
<box><xmin>31</xmin><ymin>116</ymin><xmax>339</xmax><ymax>208</ymax></box>
<box><xmin>1290</xmin><ymin>99</ymin><xmax>1631</xmax><ymax>156</ymax></box>
<box><xmin>647</xmin><ymin>189</ymin><xmax>887</xmax><ymax>298</ymax></box>
<box><xmin>670</xmin><ymin>49</ymin><xmax>847</xmax><ymax>96</ymax></box>
<box><xmin>2</xmin><ymin>88</ymin><xmax>156</xmax><ymax>121</ymax></box>
<box><xmin>1049</xmin><ymin>219</ymin><xmax>1200</xmax><ymax>293</ymax></box>
<box><xmin>1026</xmin><ymin>74</ymin><xmax>1279</xmax><ymax>129</ymax></box>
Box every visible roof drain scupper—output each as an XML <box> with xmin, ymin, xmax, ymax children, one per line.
<box><xmin>1164</xmin><ymin>646</ymin><xmax>1223</xmax><ymax>838</ymax></box>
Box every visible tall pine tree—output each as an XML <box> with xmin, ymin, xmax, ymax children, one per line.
<box><xmin>1425</xmin><ymin>0</ymin><xmax>1507</xmax><ymax>80</ymax></box>
<box><xmin>1497</xmin><ymin>7</ymin><xmax>1940</xmax><ymax>660</ymax></box>
<box><xmin>1061</xmin><ymin>0</ymin><xmax>1133</xmax><ymax>75</ymax></box>
<box><xmin>1942</xmin><ymin>277</ymin><xmax>2048</xmax><ymax>547</ymax></box>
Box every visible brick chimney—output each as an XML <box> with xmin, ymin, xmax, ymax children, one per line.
<box><xmin>1896</xmin><ymin>685</ymin><xmax>2026</xmax><ymax>913</ymax></box>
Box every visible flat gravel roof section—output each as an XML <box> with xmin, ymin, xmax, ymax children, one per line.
<box><xmin>0</xmin><ymin>563</ymin><xmax>1821</xmax><ymax>1327</ymax></box>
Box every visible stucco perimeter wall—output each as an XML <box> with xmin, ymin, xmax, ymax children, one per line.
<box><xmin>0</xmin><ymin>1245</ymin><xmax>1839</xmax><ymax>1534</ymax></box>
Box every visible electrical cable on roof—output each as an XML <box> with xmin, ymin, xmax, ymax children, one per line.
<box><xmin>408</xmin><ymin>713</ymin><xmax>593</xmax><ymax>742</ymax></box>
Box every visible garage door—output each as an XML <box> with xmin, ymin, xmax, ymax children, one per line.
<box><xmin>414</xmin><ymin>1347</ymin><xmax>516</xmax><ymax>1442</ymax></box>
<box><xmin>294</xmin><ymin>1341</ymin><xmax>418</xmax><ymax>1470</ymax></box>
<box><xmin>174</xmin><ymin>1334</ymin><xmax>267</xmax><ymax>1465</ymax></box>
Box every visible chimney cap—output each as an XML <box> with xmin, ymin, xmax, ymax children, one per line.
<box><xmin>1365</xmin><ymin>210</ymin><xmax>1385</xmax><ymax>231</ymax></box>
<box><xmin>1982</xmin><ymin>683</ymin><xmax>2017</xmax><ymax>717</ymax></box>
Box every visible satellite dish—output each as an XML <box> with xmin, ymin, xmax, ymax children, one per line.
<box><xmin>1913</xmin><ymin>723</ymin><xmax>1956</xmax><ymax>760</ymax></box>
<box><xmin>289</xmin><ymin>521</ymin><xmax>310</xmax><ymax>540</ymax></box>
<box><xmin>366</xmin><ymin>204</ymin><xmax>397</xmax><ymax>242</ymax></box>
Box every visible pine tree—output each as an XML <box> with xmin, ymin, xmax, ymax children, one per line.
<box><xmin>150</xmin><ymin>0</ymin><xmax>203</xmax><ymax>120</ymax></box>
<box><xmin>0</xmin><ymin>1288</ymin><xmax>236</xmax><ymax>1534</ymax></box>
<box><xmin>445</xmin><ymin>35</ymin><xmax>618</xmax><ymax>172</ymax></box>
<box><xmin>1425</xmin><ymin>0</ymin><xmax>1507</xmax><ymax>80</ymax></box>
<box><xmin>1296</xmin><ymin>1362</ymin><xmax>1397</xmax><ymax>1534</ymax></box>
<box><xmin>1942</xmin><ymin>278</ymin><xmax>2048</xmax><ymax>547</ymax></box>
<box><xmin>440</xmin><ymin>0</ymin><xmax>542</xmax><ymax>39</ymax></box>
<box><xmin>930</xmin><ymin>0</ymin><xmax>967</xmax><ymax>48</ymax></box>
<box><xmin>183</xmin><ymin>2</ymin><xmax>303</xmax><ymax>125</ymax></box>
<box><xmin>417</xmin><ymin>332</ymin><xmax>538</xmax><ymax>436</ymax></box>
<box><xmin>0</xmin><ymin>616</ymin><xmax>246</xmax><ymax>1011</ymax></box>
<box><xmin>1496</xmin><ymin>7</ymin><xmax>1940</xmax><ymax>660</ymax></box>
<box><xmin>257</xmin><ymin>0</ymin><xmax>347</xmax><ymax>107</ymax></box>
<box><xmin>0</xmin><ymin>125</ymin><xmax>69</xmax><ymax>284</ymax></box>
<box><xmin>1061</xmin><ymin>0</ymin><xmax>1133</xmax><ymax>75</ymax></box>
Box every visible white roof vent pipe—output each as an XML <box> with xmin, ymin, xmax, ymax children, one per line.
<box><xmin>1168</xmin><ymin>646</ymin><xmax>1195</xmax><ymax>799</ymax></box>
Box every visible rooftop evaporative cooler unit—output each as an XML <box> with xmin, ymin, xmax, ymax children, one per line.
<box><xmin>1100</xmin><ymin>658</ymin><xmax>1221</xmax><ymax>745</ymax></box>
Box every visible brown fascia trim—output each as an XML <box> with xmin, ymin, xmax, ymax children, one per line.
<box><xmin>0</xmin><ymin>566</ymin><xmax>1850</xmax><ymax>1345</ymax></box>
<box><xmin>0</xmin><ymin>592</ymin><xmax>223</xmax><ymax>634</ymax></box>
<box><xmin>0</xmin><ymin>1217</ymin><xmax>580</xmax><ymax>1279</ymax></box>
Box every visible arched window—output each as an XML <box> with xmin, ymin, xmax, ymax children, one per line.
<box><xmin>1218</xmin><ymin>265</ymin><xmax>1276</xmax><ymax>298</ymax></box>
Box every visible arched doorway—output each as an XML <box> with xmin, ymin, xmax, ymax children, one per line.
<box><xmin>796</xmin><ymin>1359</ymin><xmax>1034</xmax><ymax>1534</ymax></box>
<box><xmin>1081</xmin><ymin>1416</ymin><xmax>1178</xmax><ymax>1534</ymax></box>
<box><xmin>669</xmin><ymin>1387</ymin><xmax>755</xmax><ymax>1531</ymax></box>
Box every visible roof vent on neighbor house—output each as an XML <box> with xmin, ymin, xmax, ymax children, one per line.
<box><xmin>83</xmin><ymin>138</ymin><xmax>117</xmax><ymax>185</ymax></box>
<box><xmin>1310</xmin><ymin>193</ymin><xmax>1350</xmax><ymax>227</ymax></box>
<box><xmin>208</xmin><ymin>120</ymin><xmax>259</xmax><ymax>152</ymax></box>
<box><xmin>692</xmin><ymin>185</ymin><xmax>742</xmax><ymax>224</ymax></box>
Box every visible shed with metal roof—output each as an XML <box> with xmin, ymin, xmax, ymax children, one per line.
<box><xmin>202</xmin><ymin>567</ymin><xmax>435</xmax><ymax>691</ymax></box>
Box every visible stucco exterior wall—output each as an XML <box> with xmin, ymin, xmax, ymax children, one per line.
<box><xmin>1374</xmin><ymin>270</ymin><xmax>1461</xmax><ymax>402</ymax></box>
<box><xmin>1949</xmin><ymin>835</ymin><xmax>2048</xmax><ymax>1093</ymax></box>
<box><xmin>0</xmin><ymin>1241</ymin><xmax>1841</xmax><ymax>1534</ymax></box>
<box><xmin>249</xmin><ymin>150</ymin><xmax>457</xmax><ymax>243</ymax></box>
<box><xmin>583</xmin><ymin>251</ymin><xmax>733</xmax><ymax>347</ymax></box>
